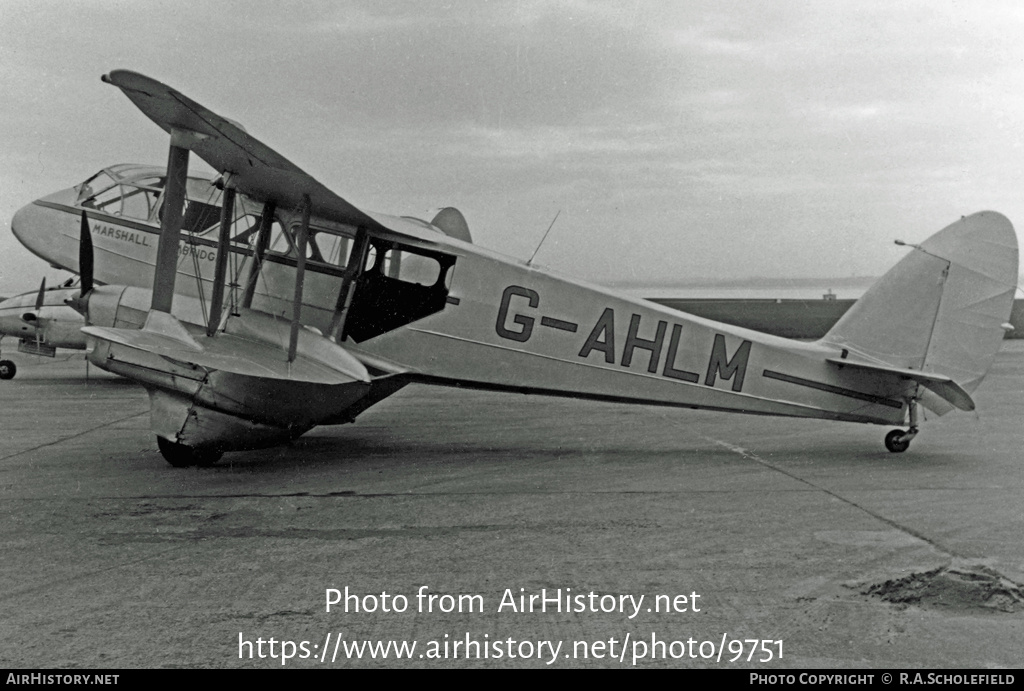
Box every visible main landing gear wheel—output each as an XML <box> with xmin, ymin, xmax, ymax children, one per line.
<box><xmin>157</xmin><ymin>436</ymin><xmax>223</xmax><ymax>467</ymax></box>
<box><xmin>0</xmin><ymin>360</ymin><xmax>16</xmax><ymax>380</ymax></box>
<box><xmin>884</xmin><ymin>429</ymin><xmax>912</xmax><ymax>453</ymax></box>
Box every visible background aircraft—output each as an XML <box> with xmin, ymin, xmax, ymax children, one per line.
<box><xmin>0</xmin><ymin>278</ymin><xmax>86</xmax><ymax>379</ymax></box>
<box><xmin>9</xmin><ymin>70</ymin><xmax>1018</xmax><ymax>466</ymax></box>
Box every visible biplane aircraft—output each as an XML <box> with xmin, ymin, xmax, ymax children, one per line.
<box><xmin>9</xmin><ymin>70</ymin><xmax>1019</xmax><ymax>466</ymax></box>
<box><xmin>0</xmin><ymin>278</ymin><xmax>86</xmax><ymax>379</ymax></box>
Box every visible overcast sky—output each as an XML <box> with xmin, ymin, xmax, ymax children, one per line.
<box><xmin>2</xmin><ymin>1</ymin><xmax>1024</xmax><ymax>295</ymax></box>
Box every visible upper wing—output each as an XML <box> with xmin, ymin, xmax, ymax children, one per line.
<box><xmin>102</xmin><ymin>70</ymin><xmax>419</xmax><ymax>238</ymax></box>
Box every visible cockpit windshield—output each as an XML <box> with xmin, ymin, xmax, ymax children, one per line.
<box><xmin>74</xmin><ymin>165</ymin><xmax>271</xmax><ymax>244</ymax></box>
<box><xmin>77</xmin><ymin>164</ymin><xmax>166</xmax><ymax>221</ymax></box>
<box><xmin>73</xmin><ymin>164</ymin><xmax>314</xmax><ymax>261</ymax></box>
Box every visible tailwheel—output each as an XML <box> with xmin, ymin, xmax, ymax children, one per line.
<box><xmin>157</xmin><ymin>436</ymin><xmax>223</xmax><ymax>467</ymax></box>
<box><xmin>886</xmin><ymin>398</ymin><xmax>921</xmax><ymax>453</ymax></box>
<box><xmin>884</xmin><ymin>429</ymin><xmax>913</xmax><ymax>453</ymax></box>
<box><xmin>0</xmin><ymin>360</ymin><xmax>16</xmax><ymax>380</ymax></box>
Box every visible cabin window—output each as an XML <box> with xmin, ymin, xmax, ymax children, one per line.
<box><xmin>277</xmin><ymin>224</ymin><xmax>350</xmax><ymax>265</ymax></box>
<box><xmin>219</xmin><ymin>213</ymin><xmax>291</xmax><ymax>255</ymax></box>
<box><xmin>310</xmin><ymin>231</ymin><xmax>351</xmax><ymax>267</ymax></box>
<box><xmin>381</xmin><ymin>249</ymin><xmax>443</xmax><ymax>286</ymax></box>
<box><xmin>299</xmin><ymin>230</ymin><xmax>318</xmax><ymax>261</ymax></box>
<box><xmin>120</xmin><ymin>186</ymin><xmax>160</xmax><ymax>220</ymax></box>
<box><xmin>228</xmin><ymin>214</ymin><xmax>265</xmax><ymax>245</ymax></box>
<box><xmin>161</xmin><ymin>198</ymin><xmax>234</xmax><ymax>236</ymax></box>
<box><xmin>267</xmin><ymin>223</ymin><xmax>354</xmax><ymax>266</ymax></box>
<box><xmin>234</xmin><ymin>216</ymin><xmax>291</xmax><ymax>256</ymax></box>
<box><xmin>180</xmin><ymin>200</ymin><xmax>221</xmax><ymax>234</ymax></box>
<box><xmin>162</xmin><ymin>179</ymin><xmax>238</xmax><ymax>234</ymax></box>
<box><xmin>343</xmin><ymin>239</ymin><xmax>456</xmax><ymax>343</ymax></box>
<box><xmin>266</xmin><ymin>219</ymin><xmax>292</xmax><ymax>255</ymax></box>
<box><xmin>123</xmin><ymin>176</ymin><xmax>163</xmax><ymax>220</ymax></box>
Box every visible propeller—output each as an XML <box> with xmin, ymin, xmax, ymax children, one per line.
<box><xmin>20</xmin><ymin>277</ymin><xmax>46</xmax><ymax>325</ymax></box>
<box><xmin>34</xmin><ymin>276</ymin><xmax>46</xmax><ymax>312</ymax></box>
<box><xmin>18</xmin><ymin>277</ymin><xmax>45</xmax><ymax>362</ymax></box>
<box><xmin>65</xmin><ymin>211</ymin><xmax>94</xmax><ymax>317</ymax></box>
<box><xmin>79</xmin><ymin>211</ymin><xmax>94</xmax><ymax>296</ymax></box>
<box><xmin>33</xmin><ymin>276</ymin><xmax>46</xmax><ymax>350</ymax></box>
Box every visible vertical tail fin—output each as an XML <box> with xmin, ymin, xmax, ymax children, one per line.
<box><xmin>819</xmin><ymin>211</ymin><xmax>1018</xmax><ymax>412</ymax></box>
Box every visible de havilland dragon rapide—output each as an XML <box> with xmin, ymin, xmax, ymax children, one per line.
<box><xmin>8</xmin><ymin>70</ymin><xmax>1018</xmax><ymax>466</ymax></box>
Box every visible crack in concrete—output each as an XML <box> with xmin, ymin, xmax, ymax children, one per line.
<box><xmin>0</xmin><ymin>412</ymin><xmax>147</xmax><ymax>462</ymax></box>
<box><xmin>700</xmin><ymin>435</ymin><xmax>958</xmax><ymax>557</ymax></box>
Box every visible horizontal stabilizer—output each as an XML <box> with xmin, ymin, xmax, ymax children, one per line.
<box><xmin>826</xmin><ymin>357</ymin><xmax>975</xmax><ymax>411</ymax></box>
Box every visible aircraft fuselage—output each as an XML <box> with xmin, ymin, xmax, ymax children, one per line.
<box><xmin>12</xmin><ymin>174</ymin><xmax>911</xmax><ymax>427</ymax></box>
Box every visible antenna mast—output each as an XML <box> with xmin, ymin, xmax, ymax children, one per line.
<box><xmin>527</xmin><ymin>210</ymin><xmax>561</xmax><ymax>266</ymax></box>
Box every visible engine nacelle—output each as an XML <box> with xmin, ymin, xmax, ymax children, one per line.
<box><xmin>84</xmin><ymin>285</ymin><xmax>206</xmax><ymax>330</ymax></box>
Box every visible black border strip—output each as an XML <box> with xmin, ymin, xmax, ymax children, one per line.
<box><xmin>762</xmin><ymin>369</ymin><xmax>903</xmax><ymax>409</ymax></box>
<box><xmin>540</xmin><ymin>316</ymin><xmax>578</xmax><ymax>332</ymax></box>
<box><xmin>37</xmin><ymin>200</ymin><xmax>157</xmax><ymax>234</ymax></box>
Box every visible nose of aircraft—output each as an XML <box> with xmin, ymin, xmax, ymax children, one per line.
<box><xmin>10</xmin><ymin>203</ymin><xmax>35</xmax><ymax>250</ymax></box>
<box><xmin>10</xmin><ymin>189</ymin><xmax>79</xmax><ymax>272</ymax></box>
<box><xmin>11</xmin><ymin>202</ymin><xmax>54</xmax><ymax>265</ymax></box>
